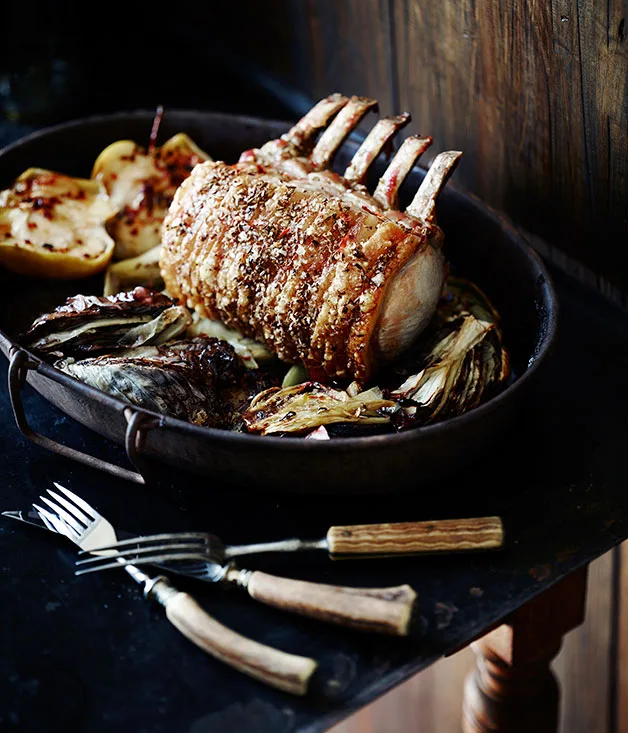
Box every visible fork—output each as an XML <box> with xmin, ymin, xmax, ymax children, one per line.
<box><xmin>73</xmin><ymin>530</ymin><xmax>419</xmax><ymax>636</ymax></box>
<box><xmin>74</xmin><ymin>514</ymin><xmax>505</xmax><ymax>567</ymax></box>
<box><xmin>32</xmin><ymin>484</ymin><xmax>318</xmax><ymax>695</ymax></box>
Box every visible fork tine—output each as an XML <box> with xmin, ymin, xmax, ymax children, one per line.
<box><xmin>39</xmin><ymin>496</ymin><xmax>85</xmax><ymax>533</ymax></box>
<box><xmin>46</xmin><ymin>489</ymin><xmax>91</xmax><ymax>525</ymax></box>
<box><xmin>52</xmin><ymin>483</ymin><xmax>100</xmax><ymax>519</ymax></box>
<box><xmin>167</xmin><ymin>561</ymin><xmax>209</xmax><ymax>573</ymax></box>
<box><xmin>167</xmin><ymin>567</ymin><xmax>208</xmax><ymax>579</ymax></box>
<box><xmin>34</xmin><ymin>505</ymin><xmax>58</xmax><ymax>533</ymax></box>
<box><xmin>74</xmin><ymin>552</ymin><xmax>210</xmax><ymax>575</ymax></box>
<box><xmin>76</xmin><ymin>532</ymin><xmax>210</xmax><ymax>556</ymax></box>
<box><xmin>76</xmin><ymin>541</ymin><xmax>209</xmax><ymax>566</ymax></box>
<box><xmin>33</xmin><ymin>504</ymin><xmax>80</xmax><ymax>541</ymax></box>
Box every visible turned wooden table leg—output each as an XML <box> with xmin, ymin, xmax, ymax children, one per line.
<box><xmin>462</xmin><ymin>565</ymin><xmax>588</xmax><ymax>733</ymax></box>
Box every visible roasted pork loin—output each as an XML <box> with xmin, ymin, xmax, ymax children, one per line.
<box><xmin>160</xmin><ymin>94</ymin><xmax>461</xmax><ymax>383</ymax></box>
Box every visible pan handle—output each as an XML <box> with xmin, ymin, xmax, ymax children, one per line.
<box><xmin>8</xmin><ymin>348</ymin><xmax>158</xmax><ymax>485</ymax></box>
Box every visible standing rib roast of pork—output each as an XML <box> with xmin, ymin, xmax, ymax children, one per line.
<box><xmin>160</xmin><ymin>94</ymin><xmax>462</xmax><ymax>384</ymax></box>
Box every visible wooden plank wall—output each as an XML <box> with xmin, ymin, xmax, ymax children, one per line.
<box><xmin>290</xmin><ymin>0</ymin><xmax>397</xmax><ymax>115</ymax></box>
<box><xmin>286</xmin><ymin>0</ymin><xmax>628</xmax><ymax>306</ymax></box>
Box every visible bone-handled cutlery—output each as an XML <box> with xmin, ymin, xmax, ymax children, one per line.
<box><xmin>4</xmin><ymin>497</ymin><xmax>420</xmax><ymax>637</ymax></box>
<box><xmin>73</xmin><ymin>515</ymin><xmax>504</xmax><ymax>636</ymax></box>
<box><xmin>14</xmin><ymin>486</ymin><xmax>318</xmax><ymax>696</ymax></box>
<box><xmin>78</xmin><ymin>541</ymin><xmax>418</xmax><ymax>636</ymax></box>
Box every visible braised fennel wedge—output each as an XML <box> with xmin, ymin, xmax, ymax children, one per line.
<box><xmin>243</xmin><ymin>383</ymin><xmax>395</xmax><ymax>435</ymax></box>
<box><xmin>385</xmin><ymin>277</ymin><xmax>511</xmax><ymax>430</ymax></box>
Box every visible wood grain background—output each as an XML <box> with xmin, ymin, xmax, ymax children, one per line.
<box><xmin>213</xmin><ymin>0</ymin><xmax>628</xmax><ymax>306</ymax></box>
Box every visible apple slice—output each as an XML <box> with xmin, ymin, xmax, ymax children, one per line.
<box><xmin>0</xmin><ymin>167</ymin><xmax>115</xmax><ymax>279</ymax></box>
<box><xmin>92</xmin><ymin>133</ymin><xmax>210</xmax><ymax>260</ymax></box>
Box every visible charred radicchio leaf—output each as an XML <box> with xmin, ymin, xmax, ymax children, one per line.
<box><xmin>186</xmin><ymin>311</ymin><xmax>275</xmax><ymax>368</ymax></box>
<box><xmin>56</xmin><ymin>337</ymin><xmax>275</xmax><ymax>429</ymax></box>
<box><xmin>23</xmin><ymin>286</ymin><xmax>192</xmax><ymax>358</ymax></box>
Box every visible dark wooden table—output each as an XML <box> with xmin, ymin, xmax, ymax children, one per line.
<box><xmin>1</xmin><ymin>252</ymin><xmax>628</xmax><ymax>733</ymax></box>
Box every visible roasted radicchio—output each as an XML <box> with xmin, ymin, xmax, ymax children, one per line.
<box><xmin>23</xmin><ymin>286</ymin><xmax>191</xmax><ymax>358</ymax></box>
<box><xmin>21</xmin><ymin>276</ymin><xmax>510</xmax><ymax>435</ymax></box>
<box><xmin>57</xmin><ymin>338</ymin><xmax>274</xmax><ymax>429</ymax></box>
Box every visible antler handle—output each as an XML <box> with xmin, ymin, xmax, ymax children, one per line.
<box><xmin>149</xmin><ymin>579</ymin><xmax>317</xmax><ymax>695</ymax></box>
<box><xmin>326</xmin><ymin>516</ymin><xmax>504</xmax><ymax>556</ymax></box>
<box><xmin>229</xmin><ymin>569</ymin><xmax>417</xmax><ymax>636</ymax></box>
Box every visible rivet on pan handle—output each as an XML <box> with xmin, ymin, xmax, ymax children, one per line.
<box><xmin>8</xmin><ymin>347</ymin><xmax>146</xmax><ymax>485</ymax></box>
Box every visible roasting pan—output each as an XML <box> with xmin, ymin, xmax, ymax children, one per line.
<box><xmin>0</xmin><ymin>110</ymin><xmax>558</xmax><ymax>494</ymax></box>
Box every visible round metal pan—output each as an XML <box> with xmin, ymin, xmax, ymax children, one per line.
<box><xmin>0</xmin><ymin>110</ymin><xmax>558</xmax><ymax>494</ymax></box>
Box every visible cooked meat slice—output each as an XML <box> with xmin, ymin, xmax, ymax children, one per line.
<box><xmin>160</xmin><ymin>95</ymin><xmax>462</xmax><ymax>383</ymax></box>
